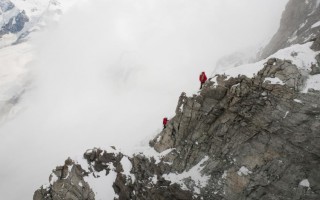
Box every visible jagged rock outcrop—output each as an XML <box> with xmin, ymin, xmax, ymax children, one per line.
<box><xmin>150</xmin><ymin>56</ymin><xmax>320</xmax><ymax>199</ymax></box>
<box><xmin>34</xmin><ymin>148</ymin><xmax>196</xmax><ymax>200</ymax></box>
<box><xmin>260</xmin><ymin>0</ymin><xmax>320</xmax><ymax>59</ymax></box>
<box><xmin>33</xmin><ymin>158</ymin><xmax>95</xmax><ymax>200</ymax></box>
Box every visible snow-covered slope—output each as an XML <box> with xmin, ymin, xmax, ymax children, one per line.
<box><xmin>216</xmin><ymin>42</ymin><xmax>320</xmax><ymax>92</ymax></box>
<box><xmin>0</xmin><ymin>0</ymin><xmax>74</xmax><ymax>48</ymax></box>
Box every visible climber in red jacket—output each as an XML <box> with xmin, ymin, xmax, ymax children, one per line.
<box><xmin>199</xmin><ymin>71</ymin><xmax>207</xmax><ymax>89</ymax></box>
<box><xmin>163</xmin><ymin>117</ymin><xmax>168</xmax><ymax>129</ymax></box>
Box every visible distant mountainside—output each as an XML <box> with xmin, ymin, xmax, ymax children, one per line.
<box><xmin>34</xmin><ymin>0</ymin><xmax>320</xmax><ymax>199</ymax></box>
<box><xmin>260</xmin><ymin>0</ymin><xmax>320</xmax><ymax>59</ymax></box>
<box><xmin>217</xmin><ymin>0</ymin><xmax>320</xmax><ymax>71</ymax></box>
<box><xmin>0</xmin><ymin>0</ymin><xmax>68</xmax><ymax>124</ymax></box>
<box><xmin>0</xmin><ymin>0</ymin><xmax>62</xmax><ymax>48</ymax></box>
<box><xmin>215</xmin><ymin>45</ymin><xmax>262</xmax><ymax>74</ymax></box>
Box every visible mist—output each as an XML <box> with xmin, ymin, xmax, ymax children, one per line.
<box><xmin>0</xmin><ymin>0</ymin><xmax>288</xmax><ymax>199</ymax></box>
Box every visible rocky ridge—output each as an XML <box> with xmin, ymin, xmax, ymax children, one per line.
<box><xmin>34</xmin><ymin>34</ymin><xmax>320</xmax><ymax>199</ymax></box>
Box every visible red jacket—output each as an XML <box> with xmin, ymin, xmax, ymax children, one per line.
<box><xmin>199</xmin><ymin>72</ymin><xmax>207</xmax><ymax>83</ymax></box>
<box><xmin>163</xmin><ymin>118</ymin><xmax>168</xmax><ymax>125</ymax></box>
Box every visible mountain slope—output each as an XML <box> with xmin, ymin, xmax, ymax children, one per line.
<box><xmin>260</xmin><ymin>0</ymin><xmax>320</xmax><ymax>59</ymax></box>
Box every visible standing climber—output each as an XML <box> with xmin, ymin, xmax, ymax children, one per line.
<box><xmin>163</xmin><ymin>117</ymin><xmax>168</xmax><ymax>129</ymax></box>
<box><xmin>199</xmin><ymin>71</ymin><xmax>207</xmax><ymax>89</ymax></box>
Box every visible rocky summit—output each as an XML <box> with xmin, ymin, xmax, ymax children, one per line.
<box><xmin>34</xmin><ymin>0</ymin><xmax>320</xmax><ymax>199</ymax></box>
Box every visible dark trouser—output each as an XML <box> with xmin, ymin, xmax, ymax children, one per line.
<box><xmin>200</xmin><ymin>82</ymin><xmax>204</xmax><ymax>89</ymax></box>
<box><xmin>163</xmin><ymin>125</ymin><xmax>166</xmax><ymax>129</ymax></box>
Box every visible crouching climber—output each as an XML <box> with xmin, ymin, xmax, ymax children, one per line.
<box><xmin>199</xmin><ymin>71</ymin><xmax>207</xmax><ymax>89</ymax></box>
<box><xmin>163</xmin><ymin>117</ymin><xmax>168</xmax><ymax>129</ymax></box>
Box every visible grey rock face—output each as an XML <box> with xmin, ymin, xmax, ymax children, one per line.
<box><xmin>34</xmin><ymin>148</ymin><xmax>195</xmax><ymax>200</ymax></box>
<box><xmin>34</xmin><ymin>158</ymin><xmax>95</xmax><ymax>200</ymax></box>
<box><xmin>260</xmin><ymin>0</ymin><xmax>320</xmax><ymax>59</ymax></box>
<box><xmin>83</xmin><ymin>149</ymin><xmax>196</xmax><ymax>200</ymax></box>
<box><xmin>150</xmin><ymin>56</ymin><xmax>320</xmax><ymax>199</ymax></box>
<box><xmin>310</xmin><ymin>63</ymin><xmax>320</xmax><ymax>75</ymax></box>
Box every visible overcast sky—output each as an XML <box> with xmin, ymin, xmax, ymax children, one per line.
<box><xmin>0</xmin><ymin>0</ymin><xmax>288</xmax><ymax>199</ymax></box>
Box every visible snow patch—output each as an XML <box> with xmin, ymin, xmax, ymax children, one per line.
<box><xmin>121</xmin><ymin>157</ymin><xmax>132</xmax><ymax>176</ymax></box>
<box><xmin>294</xmin><ymin>99</ymin><xmax>303</xmax><ymax>103</ymax></box>
<box><xmin>163</xmin><ymin>156</ymin><xmax>210</xmax><ymax>194</ymax></box>
<box><xmin>271</xmin><ymin>43</ymin><xmax>318</xmax><ymax>71</ymax></box>
<box><xmin>83</xmin><ymin>166</ymin><xmax>118</xmax><ymax>200</ymax></box>
<box><xmin>121</xmin><ymin>156</ymin><xmax>135</xmax><ymax>183</ymax></box>
<box><xmin>49</xmin><ymin>173</ymin><xmax>58</xmax><ymax>185</ymax></box>
<box><xmin>264</xmin><ymin>77</ymin><xmax>285</xmax><ymax>85</ymax></box>
<box><xmin>303</xmin><ymin>74</ymin><xmax>320</xmax><ymax>93</ymax></box>
<box><xmin>222</xmin><ymin>171</ymin><xmax>227</xmax><ymax>179</ymax></box>
<box><xmin>299</xmin><ymin>179</ymin><xmax>310</xmax><ymax>187</ymax></box>
<box><xmin>288</xmin><ymin>31</ymin><xmax>297</xmax><ymax>43</ymax></box>
<box><xmin>150</xmin><ymin>175</ymin><xmax>158</xmax><ymax>184</ymax></box>
<box><xmin>231</xmin><ymin>83</ymin><xmax>240</xmax><ymax>88</ymax></box>
<box><xmin>311</xmin><ymin>21</ymin><xmax>320</xmax><ymax>29</ymax></box>
<box><xmin>217</xmin><ymin>42</ymin><xmax>319</xmax><ymax>93</ymax></box>
<box><xmin>283</xmin><ymin>111</ymin><xmax>289</xmax><ymax>119</ymax></box>
<box><xmin>159</xmin><ymin>148</ymin><xmax>176</xmax><ymax>157</ymax></box>
<box><xmin>298</xmin><ymin>20</ymin><xmax>308</xmax><ymax>30</ymax></box>
<box><xmin>237</xmin><ymin>166</ymin><xmax>252</xmax><ymax>176</ymax></box>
